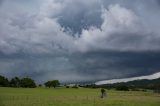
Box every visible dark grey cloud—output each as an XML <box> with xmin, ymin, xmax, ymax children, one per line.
<box><xmin>0</xmin><ymin>0</ymin><xmax>3</xmax><ymax>4</ymax></box>
<box><xmin>0</xmin><ymin>0</ymin><xmax>160</xmax><ymax>83</ymax></box>
<box><xmin>58</xmin><ymin>0</ymin><xmax>102</xmax><ymax>34</ymax></box>
<box><xmin>1</xmin><ymin>51</ymin><xmax>160</xmax><ymax>83</ymax></box>
<box><xmin>69</xmin><ymin>51</ymin><xmax>160</xmax><ymax>81</ymax></box>
<box><xmin>157</xmin><ymin>0</ymin><xmax>160</xmax><ymax>5</ymax></box>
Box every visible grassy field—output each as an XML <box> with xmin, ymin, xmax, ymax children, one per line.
<box><xmin>0</xmin><ymin>87</ymin><xmax>160</xmax><ymax>106</ymax></box>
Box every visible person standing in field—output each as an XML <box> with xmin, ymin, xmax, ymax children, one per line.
<box><xmin>101</xmin><ymin>88</ymin><xmax>107</xmax><ymax>98</ymax></box>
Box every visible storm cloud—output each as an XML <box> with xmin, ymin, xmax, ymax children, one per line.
<box><xmin>0</xmin><ymin>0</ymin><xmax>160</xmax><ymax>83</ymax></box>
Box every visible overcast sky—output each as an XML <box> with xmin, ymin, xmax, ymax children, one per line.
<box><xmin>0</xmin><ymin>0</ymin><xmax>160</xmax><ymax>83</ymax></box>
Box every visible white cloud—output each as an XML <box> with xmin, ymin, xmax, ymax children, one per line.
<box><xmin>95</xmin><ymin>72</ymin><xmax>160</xmax><ymax>85</ymax></box>
<box><xmin>39</xmin><ymin>0</ymin><xmax>64</xmax><ymax>17</ymax></box>
<box><xmin>0</xmin><ymin>0</ymin><xmax>75</xmax><ymax>55</ymax></box>
<box><xmin>76</xmin><ymin>4</ymin><xmax>160</xmax><ymax>52</ymax></box>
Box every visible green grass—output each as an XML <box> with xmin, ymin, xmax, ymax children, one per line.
<box><xmin>0</xmin><ymin>87</ymin><xmax>160</xmax><ymax>106</ymax></box>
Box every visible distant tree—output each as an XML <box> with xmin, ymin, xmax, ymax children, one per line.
<box><xmin>52</xmin><ymin>80</ymin><xmax>60</xmax><ymax>88</ymax></box>
<box><xmin>44</xmin><ymin>80</ymin><xmax>60</xmax><ymax>88</ymax></box>
<box><xmin>116</xmin><ymin>85</ymin><xmax>129</xmax><ymax>91</ymax></box>
<box><xmin>10</xmin><ymin>77</ymin><xmax>20</xmax><ymax>87</ymax></box>
<box><xmin>20</xmin><ymin>77</ymin><xmax>36</xmax><ymax>88</ymax></box>
<box><xmin>44</xmin><ymin>81</ymin><xmax>51</xmax><ymax>88</ymax></box>
<box><xmin>0</xmin><ymin>75</ymin><xmax>9</xmax><ymax>87</ymax></box>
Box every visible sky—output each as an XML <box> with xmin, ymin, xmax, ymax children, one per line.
<box><xmin>0</xmin><ymin>0</ymin><xmax>160</xmax><ymax>83</ymax></box>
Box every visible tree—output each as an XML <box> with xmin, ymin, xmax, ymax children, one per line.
<box><xmin>20</xmin><ymin>77</ymin><xmax>36</xmax><ymax>88</ymax></box>
<box><xmin>101</xmin><ymin>88</ymin><xmax>106</xmax><ymax>98</ymax></box>
<box><xmin>44</xmin><ymin>80</ymin><xmax>60</xmax><ymax>88</ymax></box>
<box><xmin>44</xmin><ymin>81</ymin><xmax>52</xmax><ymax>88</ymax></box>
<box><xmin>0</xmin><ymin>75</ymin><xmax>9</xmax><ymax>87</ymax></box>
<box><xmin>10</xmin><ymin>77</ymin><xmax>20</xmax><ymax>87</ymax></box>
<box><xmin>51</xmin><ymin>80</ymin><xmax>60</xmax><ymax>88</ymax></box>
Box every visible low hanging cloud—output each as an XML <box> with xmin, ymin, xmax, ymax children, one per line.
<box><xmin>0</xmin><ymin>0</ymin><xmax>160</xmax><ymax>83</ymax></box>
<box><xmin>95</xmin><ymin>72</ymin><xmax>160</xmax><ymax>85</ymax></box>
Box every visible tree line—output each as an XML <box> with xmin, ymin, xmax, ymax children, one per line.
<box><xmin>0</xmin><ymin>75</ymin><xmax>60</xmax><ymax>88</ymax></box>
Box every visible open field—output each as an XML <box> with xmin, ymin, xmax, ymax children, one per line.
<box><xmin>0</xmin><ymin>87</ymin><xmax>160</xmax><ymax>106</ymax></box>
